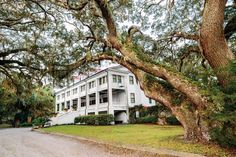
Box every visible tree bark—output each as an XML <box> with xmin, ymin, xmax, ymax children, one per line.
<box><xmin>174</xmin><ymin>107</ymin><xmax>210</xmax><ymax>142</ymax></box>
<box><xmin>200</xmin><ymin>0</ymin><xmax>235</xmax><ymax>86</ymax></box>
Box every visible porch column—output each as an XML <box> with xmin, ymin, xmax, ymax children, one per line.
<box><xmin>86</xmin><ymin>94</ymin><xmax>89</xmax><ymax>115</ymax></box>
<box><xmin>59</xmin><ymin>103</ymin><xmax>62</xmax><ymax>112</ymax></box>
<box><xmin>77</xmin><ymin>97</ymin><xmax>81</xmax><ymax>111</ymax></box>
<box><xmin>95</xmin><ymin>91</ymin><xmax>99</xmax><ymax>115</ymax></box>
<box><xmin>55</xmin><ymin>103</ymin><xmax>58</xmax><ymax>113</ymax></box>
<box><xmin>108</xmin><ymin>71</ymin><xmax>114</xmax><ymax>115</ymax></box>
<box><xmin>85</xmin><ymin>81</ymin><xmax>89</xmax><ymax>115</ymax></box>
<box><xmin>70</xmin><ymin>100</ymin><xmax>73</xmax><ymax>111</ymax></box>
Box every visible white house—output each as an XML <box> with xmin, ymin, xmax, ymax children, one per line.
<box><xmin>51</xmin><ymin>65</ymin><xmax>156</xmax><ymax>125</ymax></box>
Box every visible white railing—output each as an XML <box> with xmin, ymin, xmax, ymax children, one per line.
<box><xmin>51</xmin><ymin>111</ymin><xmax>80</xmax><ymax>125</ymax></box>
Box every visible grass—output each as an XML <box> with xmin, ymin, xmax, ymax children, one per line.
<box><xmin>0</xmin><ymin>123</ymin><xmax>12</xmax><ymax>129</ymax></box>
<box><xmin>42</xmin><ymin>124</ymin><xmax>234</xmax><ymax>157</ymax></box>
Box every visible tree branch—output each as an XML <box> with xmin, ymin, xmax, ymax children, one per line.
<box><xmin>170</xmin><ymin>31</ymin><xmax>199</xmax><ymax>41</ymax></box>
<box><xmin>126</xmin><ymin>26</ymin><xmax>142</xmax><ymax>43</ymax></box>
<box><xmin>66</xmin><ymin>0</ymin><xmax>88</xmax><ymax>11</ymax></box>
<box><xmin>94</xmin><ymin>0</ymin><xmax>117</xmax><ymax>37</ymax></box>
<box><xmin>225</xmin><ymin>15</ymin><xmax>236</xmax><ymax>40</ymax></box>
<box><xmin>0</xmin><ymin>48</ymin><xmax>29</xmax><ymax>57</ymax></box>
<box><xmin>179</xmin><ymin>46</ymin><xmax>200</xmax><ymax>72</ymax></box>
<box><xmin>0</xmin><ymin>60</ymin><xmax>40</xmax><ymax>71</ymax></box>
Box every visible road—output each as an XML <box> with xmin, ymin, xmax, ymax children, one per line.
<box><xmin>0</xmin><ymin>128</ymin><xmax>158</xmax><ymax>157</ymax></box>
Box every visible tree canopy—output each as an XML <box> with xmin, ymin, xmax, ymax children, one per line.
<box><xmin>0</xmin><ymin>77</ymin><xmax>54</xmax><ymax>125</ymax></box>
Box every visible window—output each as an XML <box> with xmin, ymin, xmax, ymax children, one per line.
<box><xmin>62</xmin><ymin>93</ymin><xmax>65</xmax><ymax>98</ymax></box>
<box><xmin>72</xmin><ymin>88</ymin><xmax>77</xmax><ymax>95</ymax></box>
<box><xmin>89</xmin><ymin>81</ymin><xmax>95</xmax><ymax>89</ymax></box>
<box><xmin>89</xmin><ymin>99</ymin><xmax>96</xmax><ymax>105</ymax></box>
<box><xmin>57</xmin><ymin>104</ymin><xmax>60</xmax><ymax>111</ymax></box>
<box><xmin>100</xmin><ymin>97</ymin><xmax>108</xmax><ymax>103</ymax></box>
<box><xmin>113</xmin><ymin>75</ymin><xmax>122</xmax><ymax>83</ymax></box>
<box><xmin>103</xmin><ymin>76</ymin><xmax>107</xmax><ymax>84</ymax></box>
<box><xmin>61</xmin><ymin>102</ymin><xmax>65</xmax><ymax>110</ymax></box>
<box><xmin>81</xmin><ymin>102</ymin><xmax>86</xmax><ymax>107</ymax></box>
<box><xmin>99</xmin><ymin>76</ymin><xmax>107</xmax><ymax>85</ymax></box>
<box><xmin>89</xmin><ymin>94</ymin><xmax>96</xmax><ymax>105</ymax></box>
<box><xmin>88</xmin><ymin>112</ymin><xmax>95</xmax><ymax>115</ymax></box>
<box><xmin>66</xmin><ymin>101</ymin><xmax>70</xmax><ymax>109</ymax></box>
<box><xmin>66</xmin><ymin>91</ymin><xmax>70</xmax><ymax>97</ymax></box>
<box><xmin>81</xmin><ymin>97</ymin><xmax>86</xmax><ymax>107</ymax></box>
<box><xmin>99</xmin><ymin>93</ymin><xmax>108</xmax><ymax>103</ymax></box>
<box><xmin>130</xmin><ymin>93</ymin><xmax>135</xmax><ymax>103</ymax></box>
<box><xmin>99</xmin><ymin>78</ymin><xmax>102</xmax><ymax>85</ymax></box>
<box><xmin>129</xmin><ymin>76</ymin><xmax>134</xmax><ymax>84</ymax></box>
<box><xmin>99</xmin><ymin>111</ymin><xmax>107</xmax><ymax>114</ymax></box>
<box><xmin>57</xmin><ymin>95</ymin><xmax>60</xmax><ymax>100</ymax></box>
<box><xmin>80</xmin><ymin>85</ymin><xmax>85</xmax><ymax>92</ymax></box>
<box><xmin>149</xmin><ymin>98</ymin><xmax>152</xmax><ymax>104</ymax></box>
<box><xmin>118</xmin><ymin>75</ymin><xmax>122</xmax><ymax>83</ymax></box>
<box><xmin>72</xmin><ymin>99</ymin><xmax>78</xmax><ymax>110</ymax></box>
<box><xmin>113</xmin><ymin>75</ymin><xmax>117</xmax><ymax>83</ymax></box>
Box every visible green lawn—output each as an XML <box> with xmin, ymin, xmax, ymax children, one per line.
<box><xmin>42</xmin><ymin>124</ymin><xmax>233</xmax><ymax>156</ymax></box>
<box><xmin>0</xmin><ymin>124</ymin><xmax>12</xmax><ymax>129</ymax></box>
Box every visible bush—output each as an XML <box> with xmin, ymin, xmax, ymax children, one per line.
<box><xmin>211</xmin><ymin>124</ymin><xmax>236</xmax><ymax>147</ymax></box>
<box><xmin>19</xmin><ymin>122</ymin><xmax>32</xmax><ymax>127</ymax></box>
<box><xmin>86</xmin><ymin>115</ymin><xmax>97</xmax><ymax>125</ymax></box>
<box><xmin>32</xmin><ymin>117</ymin><xmax>48</xmax><ymax>127</ymax></box>
<box><xmin>97</xmin><ymin>114</ymin><xmax>114</xmax><ymax>125</ymax></box>
<box><xmin>129</xmin><ymin>105</ymin><xmax>170</xmax><ymax>124</ymax></box>
<box><xmin>136</xmin><ymin>116</ymin><xmax>157</xmax><ymax>124</ymax></box>
<box><xmin>166</xmin><ymin>116</ymin><xmax>181</xmax><ymax>125</ymax></box>
<box><xmin>209</xmin><ymin>62</ymin><xmax>236</xmax><ymax>148</ymax></box>
<box><xmin>210</xmin><ymin>111</ymin><xmax>236</xmax><ymax>147</ymax></box>
<box><xmin>74</xmin><ymin>114</ymin><xmax>114</xmax><ymax>125</ymax></box>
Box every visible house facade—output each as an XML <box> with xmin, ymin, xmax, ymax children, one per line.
<box><xmin>52</xmin><ymin>65</ymin><xmax>156</xmax><ymax>125</ymax></box>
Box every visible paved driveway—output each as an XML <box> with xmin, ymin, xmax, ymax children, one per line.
<box><xmin>0</xmin><ymin>128</ymin><xmax>154</xmax><ymax>157</ymax></box>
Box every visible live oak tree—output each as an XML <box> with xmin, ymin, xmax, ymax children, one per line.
<box><xmin>0</xmin><ymin>76</ymin><xmax>54</xmax><ymax>125</ymax></box>
<box><xmin>0</xmin><ymin>0</ymin><xmax>236</xmax><ymax>144</ymax></box>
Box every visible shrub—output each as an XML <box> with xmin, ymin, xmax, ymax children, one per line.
<box><xmin>74</xmin><ymin>114</ymin><xmax>114</xmax><ymax>125</ymax></box>
<box><xmin>97</xmin><ymin>114</ymin><xmax>114</xmax><ymax>125</ymax></box>
<box><xmin>166</xmin><ymin>116</ymin><xmax>181</xmax><ymax>125</ymax></box>
<box><xmin>129</xmin><ymin>105</ymin><xmax>170</xmax><ymax>124</ymax></box>
<box><xmin>86</xmin><ymin>115</ymin><xmax>97</xmax><ymax>125</ymax></box>
<box><xmin>136</xmin><ymin>116</ymin><xmax>157</xmax><ymax>124</ymax></box>
<box><xmin>211</xmin><ymin>124</ymin><xmax>236</xmax><ymax>147</ymax></box>
<box><xmin>19</xmin><ymin>122</ymin><xmax>32</xmax><ymax>127</ymax></box>
<box><xmin>32</xmin><ymin>117</ymin><xmax>48</xmax><ymax>127</ymax></box>
<box><xmin>210</xmin><ymin>111</ymin><xmax>236</xmax><ymax>147</ymax></box>
<box><xmin>74</xmin><ymin>117</ymin><xmax>81</xmax><ymax>123</ymax></box>
<box><xmin>209</xmin><ymin>62</ymin><xmax>236</xmax><ymax>148</ymax></box>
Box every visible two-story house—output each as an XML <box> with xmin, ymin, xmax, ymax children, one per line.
<box><xmin>51</xmin><ymin>65</ymin><xmax>156</xmax><ymax>125</ymax></box>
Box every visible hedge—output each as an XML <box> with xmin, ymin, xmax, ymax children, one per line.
<box><xmin>74</xmin><ymin>114</ymin><xmax>114</xmax><ymax>125</ymax></box>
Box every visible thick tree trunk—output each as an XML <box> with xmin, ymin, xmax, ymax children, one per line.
<box><xmin>200</xmin><ymin>0</ymin><xmax>235</xmax><ymax>86</ymax></box>
<box><xmin>173</xmin><ymin>108</ymin><xmax>210</xmax><ymax>142</ymax></box>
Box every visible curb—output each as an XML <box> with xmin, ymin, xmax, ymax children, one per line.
<box><xmin>33</xmin><ymin>129</ymin><xmax>205</xmax><ymax>157</ymax></box>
